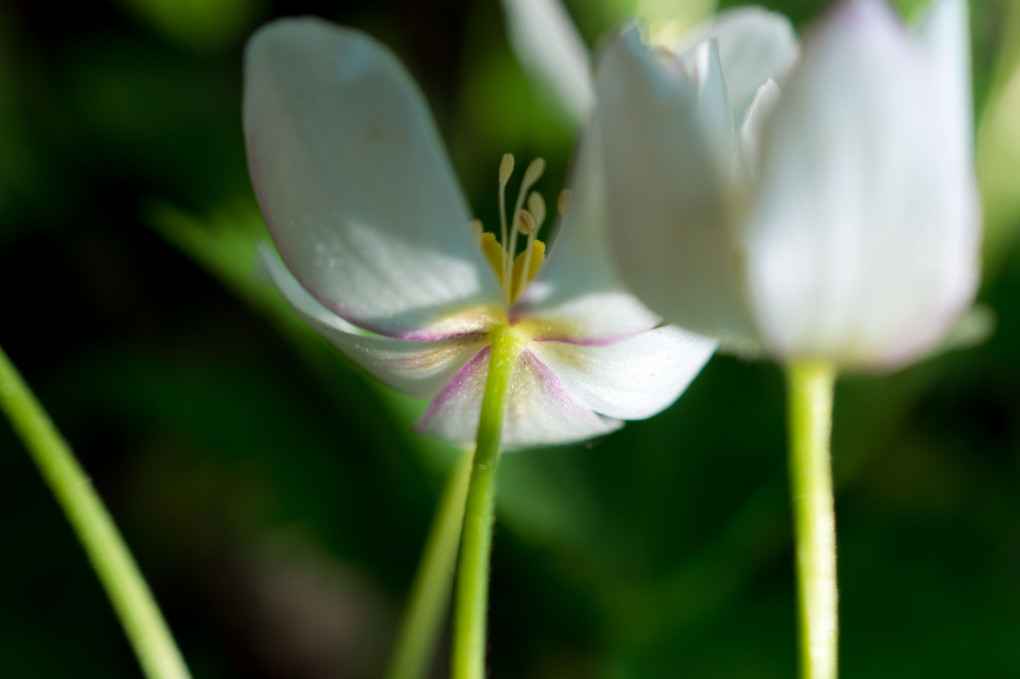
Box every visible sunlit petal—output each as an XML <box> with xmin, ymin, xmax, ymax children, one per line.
<box><xmin>244</xmin><ymin>18</ymin><xmax>501</xmax><ymax>337</ymax></box>
<box><xmin>675</xmin><ymin>6</ymin><xmax>798</xmax><ymax>122</ymax></box>
<box><xmin>262</xmin><ymin>246</ymin><xmax>488</xmax><ymax>399</ymax></box>
<box><xmin>744</xmin><ymin>0</ymin><xmax>979</xmax><ymax>369</ymax></box>
<box><xmin>596</xmin><ymin>27</ymin><xmax>753</xmax><ymax>340</ymax></box>
<box><xmin>529</xmin><ymin>326</ymin><xmax>716</xmax><ymax>420</ymax></box>
<box><xmin>417</xmin><ymin>349</ymin><xmax>621</xmax><ymax>450</ymax></box>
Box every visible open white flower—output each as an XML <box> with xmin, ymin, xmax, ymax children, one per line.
<box><xmin>597</xmin><ymin>0</ymin><xmax>979</xmax><ymax>370</ymax></box>
<box><xmin>243</xmin><ymin>18</ymin><xmax>715</xmax><ymax>449</ymax></box>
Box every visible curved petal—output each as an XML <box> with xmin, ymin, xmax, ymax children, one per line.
<box><xmin>416</xmin><ymin>349</ymin><xmax>620</xmax><ymax>450</ymax></box>
<box><xmin>244</xmin><ymin>18</ymin><xmax>502</xmax><ymax>337</ymax></box>
<box><xmin>517</xmin><ymin>124</ymin><xmax>660</xmax><ymax>342</ymax></box>
<box><xmin>744</xmin><ymin>0</ymin><xmax>980</xmax><ymax>370</ymax></box>
<box><xmin>739</xmin><ymin>79</ymin><xmax>782</xmax><ymax>178</ymax></box>
<box><xmin>499</xmin><ymin>0</ymin><xmax>595</xmax><ymax>126</ymax></box>
<box><xmin>529</xmin><ymin>326</ymin><xmax>716</xmax><ymax>420</ymax></box>
<box><xmin>596</xmin><ymin>27</ymin><xmax>754</xmax><ymax>341</ymax></box>
<box><xmin>917</xmin><ymin>0</ymin><xmax>973</xmax><ymax>154</ymax></box>
<box><xmin>261</xmin><ymin>246</ymin><xmax>487</xmax><ymax>399</ymax></box>
<box><xmin>674</xmin><ymin>6</ymin><xmax>799</xmax><ymax>123</ymax></box>
<box><xmin>692</xmin><ymin>40</ymin><xmax>736</xmax><ymax>181</ymax></box>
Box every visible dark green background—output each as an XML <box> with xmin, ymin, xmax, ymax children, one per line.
<box><xmin>1</xmin><ymin>0</ymin><xmax>1018</xmax><ymax>677</ymax></box>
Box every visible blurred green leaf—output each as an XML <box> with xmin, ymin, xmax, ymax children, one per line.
<box><xmin>978</xmin><ymin>2</ymin><xmax>1020</xmax><ymax>272</ymax></box>
<box><xmin>115</xmin><ymin>0</ymin><xmax>264</xmax><ymax>51</ymax></box>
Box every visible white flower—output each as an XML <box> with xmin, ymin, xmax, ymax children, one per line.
<box><xmin>597</xmin><ymin>0</ymin><xmax>979</xmax><ymax>370</ymax></box>
<box><xmin>243</xmin><ymin>18</ymin><xmax>715</xmax><ymax>449</ymax></box>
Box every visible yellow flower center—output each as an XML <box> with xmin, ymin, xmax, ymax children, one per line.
<box><xmin>470</xmin><ymin>153</ymin><xmax>568</xmax><ymax>305</ymax></box>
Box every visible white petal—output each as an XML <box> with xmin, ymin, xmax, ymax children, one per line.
<box><xmin>518</xmin><ymin>124</ymin><xmax>661</xmax><ymax>341</ymax></box>
<box><xmin>675</xmin><ymin>6</ymin><xmax>798</xmax><ymax>123</ymax></box>
<box><xmin>417</xmin><ymin>349</ymin><xmax>620</xmax><ymax>450</ymax></box>
<box><xmin>244</xmin><ymin>19</ymin><xmax>501</xmax><ymax>337</ymax></box>
<box><xmin>744</xmin><ymin>0</ymin><xmax>980</xmax><ymax>370</ymax></box>
<box><xmin>499</xmin><ymin>0</ymin><xmax>595</xmax><ymax>126</ymax></box>
<box><xmin>596</xmin><ymin>27</ymin><xmax>754</xmax><ymax>341</ymax></box>
<box><xmin>261</xmin><ymin>246</ymin><xmax>487</xmax><ymax>398</ymax></box>
<box><xmin>692</xmin><ymin>40</ymin><xmax>737</xmax><ymax>180</ymax></box>
<box><xmin>528</xmin><ymin>326</ymin><xmax>716</xmax><ymax>420</ymax></box>
<box><xmin>917</xmin><ymin>0</ymin><xmax>973</xmax><ymax>154</ymax></box>
<box><xmin>739</xmin><ymin>79</ymin><xmax>782</xmax><ymax>178</ymax></box>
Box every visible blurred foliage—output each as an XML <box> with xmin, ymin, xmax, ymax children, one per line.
<box><xmin>977</xmin><ymin>1</ymin><xmax>1020</xmax><ymax>272</ymax></box>
<box><xmin>1</xmin><ymin>1</ymin><xmax>1018</xmax><ymax>678</ymax></box>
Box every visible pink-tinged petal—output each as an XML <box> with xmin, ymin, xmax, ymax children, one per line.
<box><xmin>518</xmin><ymin>123</ymin><xmax>661</xmax><ymax>342</ymax></box>
<box><xmin>262</xmin><ymin>246</ymin><xmax>487</xmax><ymax>399</ymax></box>
<box><xmin>529</xmin><ymin>326</ymin><xmax>716</xmax><ymax>420</ymax></box>
<box><xmin>596</xmin><ymin>27</ymin><xmax>754</xmax><ymax>341</ymax></box>
<box><xmin>499</xmin><ymin>0</ymin><xmax>594</xmax><ymax>126</ymax></box>
<box><xmin>417</xmin><ymin>349</ymin><xmax>620</xmax><ymax>450</ymax></box>
<box><xmin>744</xmin><ymin>0</ymin><xmax>980</xmax><ymax>370</ymax></box>
<box><xmin>244</xmin><ymin>18</ymin><xmax>502</xmax><ymax>337</ymax></box>
<box><xmin>674</xmin><ymin>7</ymin><xmax>798</xmax><ymax>124</ymax></box>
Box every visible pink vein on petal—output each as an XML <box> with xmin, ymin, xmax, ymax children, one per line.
<box><xmin>415</xmin><ymin>346</ymin><xmax>490</xmax><ymax>432</ymax></box>
<box><xmin>520</xmin><ymin>350</ymin><xmax>606</xmax><ymax>423</ymax></box>
<box><xmin>530</xmin><ymin>329</ymin><xmax>645</xmax><ymax>347</ymax></box>
<box><xmin>398</xmin><ymin>329</ymin><xmax>489</xmax><ymax>342</ymax></box>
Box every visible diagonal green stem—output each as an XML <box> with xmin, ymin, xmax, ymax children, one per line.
<box><xmin>785</xmin><ymin>361</ymin><xmax>838</xmax><ymax>679</ymax></box>
<box><xmin>0</xmin><ymin>344</ymin><xmax>191</xmax><ymax>679</ymax></box>
<box><xmin>451</xmin><ymin>325</ymin><xmax>523</xmax><ymax>679</ymax></box>
<box><xmin>385</xmin><ymin>448</ymin><xmax>473</xmax><ymax>679</ymax></box>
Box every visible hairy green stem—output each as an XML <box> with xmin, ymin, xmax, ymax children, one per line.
<box><xmin>786</xmin><ymin>361</ymin><xmax>838</xmax><ymax>679</ymax></box>
<box><xmin>451</xmin><ymin>325</ymin><xmax>523</xmax><ymax>679</ymax></box>
<box><xmin>0</xmin><ymin>345</ymin><xmax>191</xmax><ymax>679</ymax></box>
<box><xmin>385</xmin><ymin>448</ymin><xmax>473</xmax><ymax>679</ymax></box>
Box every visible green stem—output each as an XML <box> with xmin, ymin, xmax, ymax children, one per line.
<box><xmin>451</xmin><ymin>325</ymin><xmax>523</xmax><ymax>679</ymax></box>
<box><xmin>785</xmin><ymin>361</ymin><xmax>838</xmax><ymax>679</ymax></box>
<box><xmin>385</xmin><ymin>448</ymin><xmax>473</xmax><ymax>679</ymax></box>
<box><xmin>0</xmin><ymin>345</ymin><xmax>191</xmax><ymax>679</ymax></box>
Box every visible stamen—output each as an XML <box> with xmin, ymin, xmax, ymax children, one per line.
<box><xmin>516</xmin><ymin>209</ymin><xmax>537</xmax><ymax>236</ymax></box>
<box><xmin>527</xmin><ymin>192</ymin><xmax>546</xmax><ymax>228</ymax></box>
<box><xmin>557</xmin><ymin>189</ymin><xmax>572</xmax><ymax>216</ymax></box>
<box><xmin>505</xmin><ymin>157</ymin><xmax>546</xmax><ymax>286</ymax></box>
<box><xmin>497</xmin><ymin>154</ymin><xmax>515</xmax><ymax>297</ymax></box>
<box><xmin>498</xmin><ymin>153</ymin><xmax>515</xmax><ymax>185</ymax></box>
<box><xmin>522</xmin><ymin>158</ymin><xmax>546</xmax><ymax>187</ymax></box>
<box><xmin>518</xmin><ymin>229</ymin><xmax>540</xmax><ymax>302</ymax></box>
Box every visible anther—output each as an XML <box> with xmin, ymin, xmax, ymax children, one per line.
<box><xmin>497</xmin><ymin>155</ymin><xmax>515</xmax><ymax>295</ymax></box>
<box><xmin>527</xmin><ymin>192</ymin><xmax>546</xmax><ymax>228</ymax></box>
<box><xmin>499</xmin><ymin>154</ymin><xmax>515</xmax><ymax>186</ymax></box>
<box><xmin>517</xmin><ymin>210</ymin><xmax>537</xmax><ymax>236</ymax></box>
<box><xmin>505</xmin><ymin>156</ymin><xmax>546</xmax><ymax>289</ymax></box>
<box><xmin>522</xmin><ymin>158</ymin><xmax>546</xmax><ymax>187</ymax></box>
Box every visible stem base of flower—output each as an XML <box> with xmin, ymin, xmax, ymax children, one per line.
<box><xmin>451</xmin><ymin>325</ymin><xmax>524</xmax><ymax>679</ymax></box>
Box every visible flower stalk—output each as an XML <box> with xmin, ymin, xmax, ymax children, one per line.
<box><xmin>385</xmin><ymin>448</ymin><xmax>473</xmax><ymax>679</ymax></box>
<box><xmin>0</xmin><ymin>344</ymin><xmax>191</xmax><ymax>679</ymax></box>
<box><xmin>785</xmin><ymin>361</ymin><xmax>838</xmax><ymax>679</ymax></box>
<box><xmin>452</xmin><ymin>325</ymin><xmax>523</xmax><ymax>679</ymax></box>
